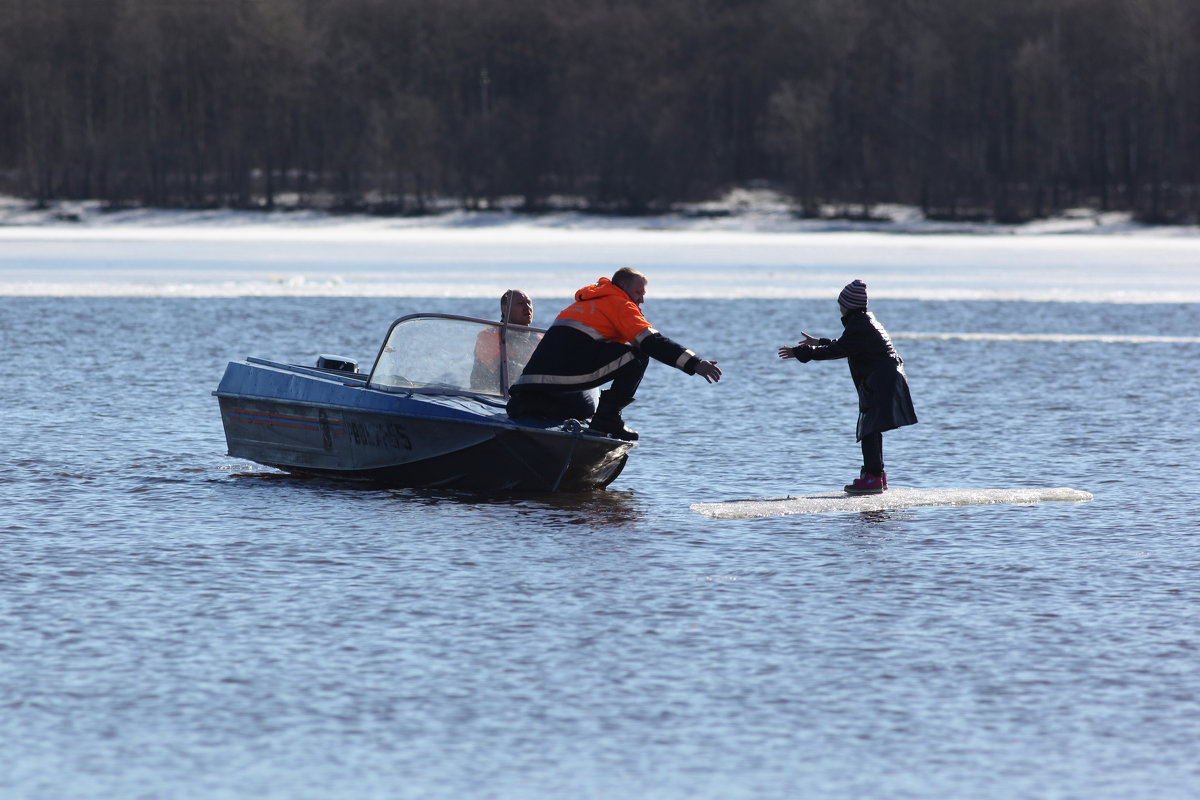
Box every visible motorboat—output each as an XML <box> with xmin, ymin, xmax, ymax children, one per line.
<box><xmin>214</xmin><ymin>313</ymin><xmax>634</xmax><ymax>491</ymax></box>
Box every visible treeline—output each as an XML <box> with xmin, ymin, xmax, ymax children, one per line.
<box><xmin>2</xmin><ymin>0</ymin><xmax>1198</xmax><ymax>222</ymax></box>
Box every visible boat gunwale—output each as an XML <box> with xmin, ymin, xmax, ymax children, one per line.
<box><xmin>216</xmin><ymin>365</ymin><xmax>630</xmax><ymax>447</ymax></box>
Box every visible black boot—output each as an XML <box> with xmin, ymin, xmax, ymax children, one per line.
<box><xmin>587</xmin><ymin>390</ymin><xmax>638</xmax><ymax>441</ymax></box>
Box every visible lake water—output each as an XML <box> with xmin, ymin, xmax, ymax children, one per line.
<box><xmin>3</xmin><ymin>224</ymin><xmax>1200</xmax><ymax>799</ymax></box>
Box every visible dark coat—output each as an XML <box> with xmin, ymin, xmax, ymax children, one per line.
<box><xmin>795</xmin><ymin>309</ymin><xmax>918</xmax><ymax>440</ymax></box>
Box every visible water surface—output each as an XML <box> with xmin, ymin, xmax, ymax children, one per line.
<box><xmin>3</xmin><ymin>287</ymin><xmax>1199</xmax><ymax>798</ymax></box>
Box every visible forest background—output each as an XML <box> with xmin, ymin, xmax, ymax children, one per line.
<box><xmin>3</xmin><ymin>0</ymin><xmax>1198</xmax><ymax>223</ymax></box>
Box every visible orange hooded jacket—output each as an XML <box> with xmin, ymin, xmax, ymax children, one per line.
<box><xmin>552</xmin><ymin>277</ymin><xmax>654</xmax><ymax>345</ymax></box>
<box><xmin>510</xmin><ymin>277</ymin><xmax>700</xmax><ymax>394</ymax></box>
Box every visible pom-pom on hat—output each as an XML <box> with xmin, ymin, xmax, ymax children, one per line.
<box><xmin>838</xmin><ymin>279</ymin><xmax>868</xmax><ymax>310</ymax></box>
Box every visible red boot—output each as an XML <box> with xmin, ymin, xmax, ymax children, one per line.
<box><xmin>844</xmin><ymin>472</ymin><xmax>886</xmax><ymax>494</ymax></box>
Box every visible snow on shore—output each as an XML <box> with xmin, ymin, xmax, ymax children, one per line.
<box><xmin>2</xmin><ymin>190</ymin><xmax>1193</xmax><ymax>236</ymax></box>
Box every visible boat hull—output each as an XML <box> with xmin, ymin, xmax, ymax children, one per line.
<box><xmin>215</xmin><ymin>360</ymin><xmax>633</xmax><ymax>492</ymax></box>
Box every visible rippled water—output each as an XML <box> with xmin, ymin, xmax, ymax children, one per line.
<box><xmin>4</xmin><ymin>290</ymin><xmax>1200</xmax><ymax>799</ymax></box>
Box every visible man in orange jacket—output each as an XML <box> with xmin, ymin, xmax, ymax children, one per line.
<box><xmin>507</xmin><ymin>268</ymin><xmax>721</xmax><ymax>440</ymax></box>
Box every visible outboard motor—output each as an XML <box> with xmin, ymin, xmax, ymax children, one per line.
<box><xmin>316</xmin><ymin>354</ymin><xmax>359</xmax><ymax>373</ymax></box>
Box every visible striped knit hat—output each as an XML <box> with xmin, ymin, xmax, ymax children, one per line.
<box><xmin>838</xmin><ymin>279</ymin><xmax>868</xmax><ymax>310</ymax></box>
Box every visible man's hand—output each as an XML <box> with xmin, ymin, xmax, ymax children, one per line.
<box><xmin>696</xmin><ymin>360</ymin><xmax>722</xmax><ymax>383</ymax></box>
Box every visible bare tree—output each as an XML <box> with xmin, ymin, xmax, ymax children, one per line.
<box><xmin>1</xmin><ymin>0</ymin><xmax>1197</xmax><ymax>221</ymax></box>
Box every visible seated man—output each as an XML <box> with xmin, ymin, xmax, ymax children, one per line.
<box><xmin>507</xmin><ymin>268</ymin><xmax>721</xmax><ymax>440</ymax></box>
<box><xmin>471</xmin><ymin>289</ymin><xmax>539</xmax><ymax>392</ymax></box>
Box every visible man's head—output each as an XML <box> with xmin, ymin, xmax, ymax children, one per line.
<box><xmin>501</xmin><ymin>289</ymin><xmax>533</xmax><ymax>326</ymax></box>
<box><xmin>612</xmin><ymin>267</ymin><xmax>648</xmax><ymax>306</ymax></box>
<box><xmin>838</xmin><ymin>279</ymin><xmax>868</xmax><ymax>314</ymax></box>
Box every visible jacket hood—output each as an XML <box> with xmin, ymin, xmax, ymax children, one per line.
<box><xmin>576</xmin><ymin>277</ymin><xmax>631</xmax><ymax>303</ymax></box>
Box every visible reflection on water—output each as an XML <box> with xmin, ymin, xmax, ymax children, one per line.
<box><xmin>853</xmin><ymin>508</ymin><xmax>919</xmax><ymax>525</ymax></box>
<box><xmin>224</xmin><ymin>468</ymin><xmax>649</xmax><ymax>528</ymax></box>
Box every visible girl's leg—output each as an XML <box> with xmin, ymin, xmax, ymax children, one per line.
<box><xmin>861</xmin><ymin>432</ymin><xmax>884</xmax><ymax>476</ymax></box>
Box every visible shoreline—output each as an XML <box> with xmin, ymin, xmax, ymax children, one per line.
<box><xmin>3</xmin><ymin>193</ymin><xmax>1198</xmax><ymax>238</ymax></box>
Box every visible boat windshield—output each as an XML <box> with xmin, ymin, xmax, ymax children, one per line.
<box><xmin>368</xmin><ymin>314</ymin><xmax>544</xmax><ymax>398</ymax></box>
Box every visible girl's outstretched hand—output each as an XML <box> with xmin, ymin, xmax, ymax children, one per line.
<box><xmin>779</xmin><ymin>331</ymin><xmax>821</xmax><ymax>359</ymax></box>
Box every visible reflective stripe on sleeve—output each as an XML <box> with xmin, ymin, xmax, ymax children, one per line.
<box><xmin>675</xmin><ymin>349</ymin><xmax>696</xmax><ymax>370</ymax></box>
<box><xmin>633</xmin><ymin>327</ymin><xmax>658</xmax><ymax>345</ymax></box>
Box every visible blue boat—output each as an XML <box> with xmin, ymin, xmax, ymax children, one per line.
<box><xmin>215</xmin><ymin>313</ymin><xmax>634</xmax><ymax>491</ymax></box>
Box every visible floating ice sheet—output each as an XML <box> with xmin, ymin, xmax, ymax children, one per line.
<box><xmin>3</xmin><ymin>209</ymin><xmax>1200</xmax><ymax>301</ymax></box>
<box><xmin>690</xmin><ymin>487</ymin><xmax>1094</xmax><ymax>518</ymax></box>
